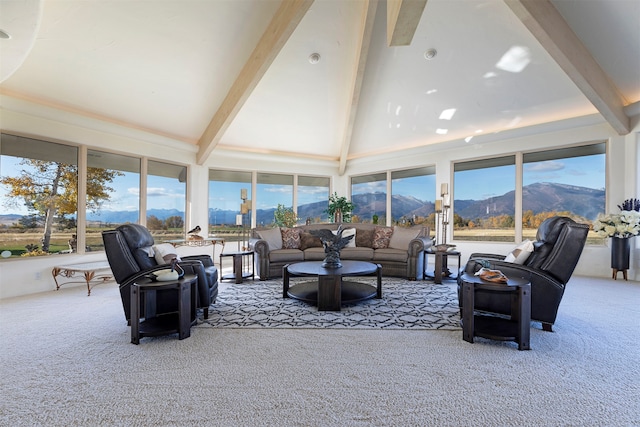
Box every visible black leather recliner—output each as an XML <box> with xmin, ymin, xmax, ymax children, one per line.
<box><xmin>457</xmin><ymin>216</ymin><xmax>589</xmax><ymax>332</ymax></box>
<box><xmin>102</xmin><ymin>224</ymin><xmax>218</xmax><ymax>323</ymax></box>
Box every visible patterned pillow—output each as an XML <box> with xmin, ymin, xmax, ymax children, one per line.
<box><xmin>300</xmin><ymin>232</ymin><xmax>323</xmax><ymax>250</ymax></box>
<box><xmin>355</xmin><ymin>229</ymin><xmax>374</xmax><ymax>248</ymax></box>
<box><xmin>372</xmin><ymin>226</ymin><xmax>393</xmax><ymax>249</ymax></box>
<box><xmin>281</xmin><ymin>227</ymin><xmax>301</xmax><ymax>249</ymax></box>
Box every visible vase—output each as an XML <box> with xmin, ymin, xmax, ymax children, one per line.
<box><xmin>334</xmin><ymin>209</ymin><xmax>342</xmax><ymax>223</ymax></box>
<box><xmin>610</xmin><ymin>236</ymin><xmax>630</xmax><ymax>270</ymax></box>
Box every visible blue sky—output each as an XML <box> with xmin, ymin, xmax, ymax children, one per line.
<box><xmin>1</xmin><ymin>154</ymin><xmax>605</xmax><ymax>215</ymax></box>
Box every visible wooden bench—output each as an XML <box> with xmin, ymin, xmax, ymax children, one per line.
<box><xmin>51</xmin><ymin>261</ymin><xmax>114</xmax><ymax>296</ymax></box>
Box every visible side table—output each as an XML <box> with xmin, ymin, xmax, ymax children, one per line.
<box><xmin>130</xmin><ymin>274</ymin><xmax>197</xmax><ymax>344</ymax></box>
<box><xmin>460</xmin><ymin>272</ymin><xmax>531</xmax><ymax>350</ymax></box>
<box><xmin>424</xmin><ymin>249</ymin><xmax>461</xmax><ymax>283</ymax></box>
<box><xmin>220</xmin><ymin>251</ymin><xmax>255</xmax><ymax>284</ymax></box>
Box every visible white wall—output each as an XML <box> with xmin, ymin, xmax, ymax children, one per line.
<box><xmin>1</xmin><ymin>100</ymin><xmax>638</xmax><ymax>299</ymax></box>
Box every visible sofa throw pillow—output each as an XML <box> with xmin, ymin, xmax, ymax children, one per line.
<box><xmin>258</xmin><ymin>227</ymin><xmax>283</xmax><ymax>250</ymax></box>
<box><xmin>333</xmin><ymin>227</ymin><xmax>356</xmax><ymax>247</ymax></box>
<box><xmin>152</xmin><ymin>243</ymin><xmax>181</xmax><ymax>265</ymax></box>
<box><xmin>281</xmin><ymin>227</ymin><xmax>301</xmax><ymax>249</ymax></box>
<box><xmin>504</xmin><ymin>239</ymin><xmax>534</xmax><ymax>264</ymax></box>
<box><xmin>388</xmin><ymin>226</ymin><xmax>421</xmax><ymax>250</ymax></box>
<box><xmin>355</xmin><ymin>228</ymin><xmax>374</xmax><ymax>248</ymax></box>
<box><xmin>300</xmin><ymin>232</ymin><xmax>323</xmax><ymax>250</ymax></box>
<box><xmin>372</xmin><ymin>226</ymin><xmax>393</xmax><ymax>249</ymax></box>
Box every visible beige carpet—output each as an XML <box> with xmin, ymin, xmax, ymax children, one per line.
<box><xmin>1</xmin><ymin>276</ymin><xmax>638</xmax><ymax>426</ymax></box>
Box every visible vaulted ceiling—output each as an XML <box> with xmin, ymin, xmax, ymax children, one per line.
<box><xmin>1</xmin><ymin>0</ymin><xmax>639</xmax><ymax>174</ymax></box>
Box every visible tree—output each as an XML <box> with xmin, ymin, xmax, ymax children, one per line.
<box><xmin>147</xmin><ymin>215</ymin><xmax>165</xmax><ymax>230</ymax></box>
<box><xmin>1</xmin><ymin>160</ymin><xmax>122</xmax><ymax>252</ymax></box>
<box><xmin>165</xmin><ymin>215</ymin><xmax>184</xmax><ymax>229</ymax></box>
<box><xmin>274</xmin><ymin>204</ymin><xmax>297</xmax><ymax>227</ymax></box>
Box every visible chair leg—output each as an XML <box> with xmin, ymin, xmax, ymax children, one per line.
<box><xmin>203</xmin><ymin>307</ymin><xmax>209</xmax><ymax>320</ymax></box>
<box><xmin>542</xmin><ymin>322</ymin><xmax>553</xmax><ymax>332</ymax></box>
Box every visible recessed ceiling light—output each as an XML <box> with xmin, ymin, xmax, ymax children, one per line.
<box><xmin>436</xmin><ymin>128</ymin><xmax>448</xmax><ymax>135</ymax></box>
<box><xmin>424</xmin><ymin>49</ymin><xmax>437</xmax><ymax>60</ymax></box>
<box><xmin>0</xmin><ymin>30</ymin><xmax>11</xmax><ymax>39</ymax></box>
<box><xmin>308</xmin><ymin>53</ymin><xmax>321</xmax><ymax>64</ymax></box>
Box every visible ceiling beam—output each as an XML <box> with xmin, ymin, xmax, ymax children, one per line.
<box><xmin>504</xmin><ymin>0</ymin><xmax>630</xmax><ymax>135</ymax></box>
<box><xmin>338</xmin><ymin>0</ymin><xmax>378</xmax><ymax>176</ymax></box>
<box><xmin>387</xmin><ymin>0</ymin><xmax>428</xmax><ymax>46</ymax></box>
<box><xmin>196</xmin><ymin>0</ymin><xmax>314</xmax><ymax>165</ymax></box>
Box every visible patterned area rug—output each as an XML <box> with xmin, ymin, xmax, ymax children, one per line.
<box><xmin>196</xmin><ymin>278</ymin><xmax>461</xmax><ymax>330</ymax></box>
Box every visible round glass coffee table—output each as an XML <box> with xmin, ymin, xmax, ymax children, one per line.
<box><xmin>283</xmin><ymin>261</ymin><xmax>382</xmax><ymax>311</ymax></box>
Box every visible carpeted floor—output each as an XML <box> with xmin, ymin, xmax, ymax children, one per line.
<box><xmin>197</xmin><ymin>278</ymin><xmax>460</xmax><ymax>330</ymax></box>
<box><xmin>1</xmin><ymin>275</ymin><xmax>639</xmax><ymax>426</ymax></box>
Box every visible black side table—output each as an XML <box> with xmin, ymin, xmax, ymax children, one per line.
<box><xmin>460</xmin><ymin>272</ymin><xmax>531</xmax><ymax>350</ymax></box>
<box><xmin>424</xmin><ymin>249</ymin><xmax>461</xmax><ymax>283</ymax></box>
<box><xmin>130</xmin><ymin>274</ymin><xmax>197</xmax><ymax>344</ymax></box>
<box><xmin>219</xmin><ymin>250</ymin><xmax>255</xmax><ymax>283</ymax></box>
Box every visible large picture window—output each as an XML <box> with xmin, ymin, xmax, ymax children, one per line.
<box><xmin>146</xmin><ymin>160</ymin><xmax>187</xmax><ymax>240</ymax></box>
<box><xmin>453</xmin><ymin>156</ymin><xmax>516</xmax><ymax>241</ymax></box>
<box><xmin>523</xmin><ymin>143</ymin><xmax>605</xmax><ymax>243</ymax></box>
<box><xmin>391</xmin><ymin>166</ymin><xmax>436</xmax><ymax>229</ymax></box>
<box><xmin>256</xmin><ymin>173</ymin><xmax>293</xmax><ymax>226</ymax></box>
<box><xmin>297</xmin><ymin>175</ymin><xmax>330</xmax><ymax>224</ymax></box>
<box><xmin>351</xmin><ymin>172</ymin><xmax>387</xmax><ymax>223</ymax></box>
<box><xmin>208</xmin><ymin>170</ymin><xmax>252</xmax><ymax>245</ymax></box>
<box><xmin>1</xmin><ymin>135</ymin><xmax>80</xmax><ymax>256</ymax></box>
<box><xmin>86</xmin><ymin>150</ymin><xmax>140</xmax><ymax>251</ymax></box>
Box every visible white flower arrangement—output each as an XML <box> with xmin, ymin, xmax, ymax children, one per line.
<box><xmin>592</xmin><ymin>210</ymin><xmax>640</xmax><ymax>238</ymax></box>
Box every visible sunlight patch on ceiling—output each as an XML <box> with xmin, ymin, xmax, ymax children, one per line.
<box><xmin>495</xmin><ymin>46</ymin><xmax>531</xmax><ymax>73</ymax></box>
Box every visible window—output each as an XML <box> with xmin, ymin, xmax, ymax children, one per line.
<box><xmin>256</xmin><ymin>173</ymin><xmax>293</xmax><ymax>226</ymax></box>
<box><xmin>146</xmin><ymin>160</ymin><xmax>187</xmax><ymax>240</ymax></box>
<box><xmin>523</xmin><ymin>143</ymin><xmax>605</xmax><ymax>243</ymax></box>
<box><xmin>1</xmin><ymin>134</ymin><xmax>79</xmax><ymax>257</ymax></box>
<box><xmin>351</xmin><ymin>172</ymin><xmax>387</xmax><ymax>223</ymax></box>
<box><xmin>297</xmin><ymin>175</ymin><xmax>330</xmax><ymax>224</ymax></box>
<box><xmin>208</xmin><ymin>170</ymin><xmax>252</xmax><ymax>242</ymax></box>
<box><xmin>391</xmin><ymin>166</ymin><xmax>436</xmax><ymax>229</ymax></box>
<box><xmin>86</xmin><ymin>150</ymin><xmax>140</xmax><ymax>250</ymax></box>
<box><xmin>453</xmin><ymin>156</ymin><xmax>516</xmax><ymax>241</ymax></box>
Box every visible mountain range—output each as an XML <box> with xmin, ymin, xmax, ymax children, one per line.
<box><xmin>1</xmin><ymin>182</ymin><xmax>603</xmax><ymax>226</ymax></box>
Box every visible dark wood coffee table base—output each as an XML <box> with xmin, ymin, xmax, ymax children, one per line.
<box><xmin>283</xmin><ymin>261</ymin><xmax>382</xmax><ymax>311</ymax></box>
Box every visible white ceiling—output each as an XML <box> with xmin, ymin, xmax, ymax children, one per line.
<box><xmin>1</xmin><ymin>0</ymin><xmax>639</xmax><ymax>170</ymax></box>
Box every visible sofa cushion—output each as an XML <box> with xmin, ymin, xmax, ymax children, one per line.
<box><xmin>300</xmin><ymin>232</ymin><xmax>323</xmax><ymax>250</ymax></box>
<box><xmin>281</xmin><ymin>227</ymin><xmax>301</xmax><ymax>249</ymax></box>
<box><xmin>340</xmin><ymin>247</ymin><xmax>374</xmax><ymax>260</ymax></box>
<box><xmin>388</xmin><ymin>226</ymin><xmax>421</xmax><ymax>250</ymax></box>
<box><xmin>303</xmin><ymin>247</ymin><xmax>326</xmax><ymax>261</ymax></box>
<box><xmin>373</xmin><ymin>248</ymin><xmax>408</xmax><ymax>262</ymax></box>
<box><xmin>269</xmin><ymin>249</ymin><xmax>304</xmax><ymax>263</ymax></box>
<box><xmin>355</xmin><ymin>228</ymin><xmax>374</xmax><ymax>248</ymax></box>
<box><xmin>258</xmin><ymin>227</ymin><xmax>282</xmax><ymax>250</ymax></box>
<box><xmin>372</xmin><ymin>226</ymin><xmax>393</xmax><ymax>249</ymax></box>
<box><xmin>333</xmin><ymin>227</ymin><xmax>356</xmax><ymax>247</ymax></box>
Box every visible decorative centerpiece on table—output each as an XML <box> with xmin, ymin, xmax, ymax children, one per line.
<box><xmin>309</xmin><ymin>225</ymin><xmax>354</xmax><ymax>269</ymax></box>
<box><xmin>592</xmin><ymin>198</ymin><xmax>640</xmax><ymax>280</ymax></box>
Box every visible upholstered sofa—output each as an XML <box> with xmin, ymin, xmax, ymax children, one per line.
<box><xmin>249</xmin><ymin>223</ymin><xmax>432</xmax><ymax>280</ymax></box>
